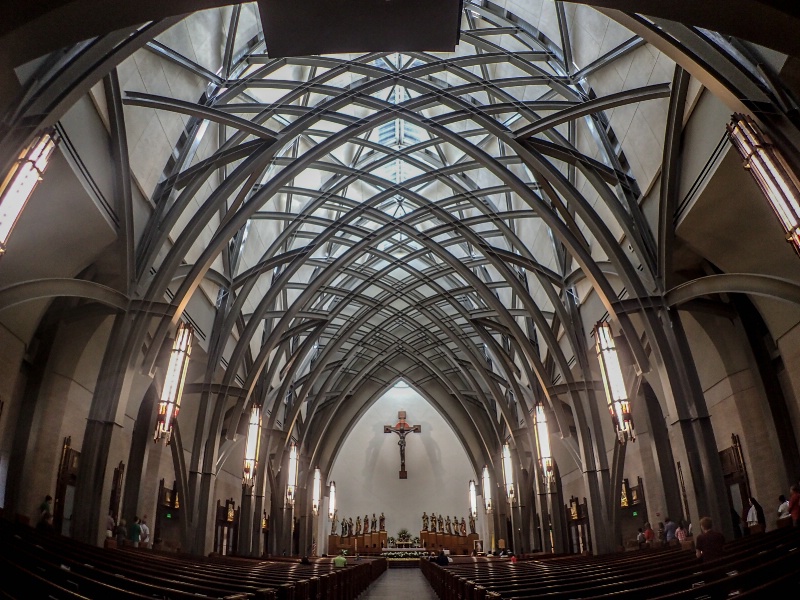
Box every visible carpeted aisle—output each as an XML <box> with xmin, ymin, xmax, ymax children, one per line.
<box><xmin>357</xmin><ymin>567</ymin><xmax>438</xmax><ymax>599</ymax></box>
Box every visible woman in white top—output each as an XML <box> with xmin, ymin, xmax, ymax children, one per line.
<box><xmin>778</xmin><ymin>495</ymin><xmax>790</xmax><ymax>519</ymax></box>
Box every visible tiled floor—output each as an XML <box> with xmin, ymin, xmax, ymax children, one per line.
<box><xmin>358</xmin><ymin>568</ymin><xmax>438</xmax><ymax>599</ymax></box>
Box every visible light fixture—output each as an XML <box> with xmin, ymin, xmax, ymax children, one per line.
<box><xmin>482</xmin><ymin>465</ymin><xmax>493</xmax><ymax>513</ymax></box>
<box><xmin>154</xmin><ymin>322</ymin><xmax>193</xmax><ymax>444</ymax></box>
<box><xmin>534</xmin><ymin>404</ymin><xmax>556</xmax><ymax>490</ymax></box>
<box><xmin>727</xmin><ymin>113</ymin><xmax>800</xmax><ymax>256</ymax></box>
<box><xmin>594</xmin><ymin>321</ymin><xmax>635</xmax><ymax>442</ymax></box>
<box><xmin>242</xmin><ymin>404</ymin><xmax>262</xmax><ymax>487</ymax></box>
<box><xmin>312</xmin><ymin>468</ymin><xmax>321</xmax><ymax>516</ymax></box>
<box><xmin>286</xmin><ymin>442</ymin><xmax>298</xmax><ymax>507</ymax></box>
<box><xmin>328</xmin><ymin>481</ymin><xmax>336</xmax><ymax>521</ymax></box>
<box><xmin>502</xmin><ymin>443</ymin><xmax>515</xmax><ymax>503</ymax></box>
<box><xmin>469</xmin><ymin>480</ymin><xmax>478</xmax><ymax>518</ymax></box>
<box><xmin>0</xmin><ymin>129</ymin><xmax>58</xmax><ymax>255</ymax></box>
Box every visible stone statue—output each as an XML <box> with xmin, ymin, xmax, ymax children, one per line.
<box><xmin>379</xmin><ymin>512</ymin><xmax>385</xmax><ymax>531</ymax></box>
<box><xmin>331</xmin><ymin>510</ymin><xmax>339</xmax><ymax>536</ymax></box>
<box><xmin>341</xmin><ymin>517</ymin><xmax>347</xmax><ymax>537</ymax></box>
<box><xmin>469</xmin><ymin>513</ymin><xmax>476</xmax><ymax>534</ymax></box>
<box><xmin>460</xmin><ymin>517</ymin><xmax>467</xmax><ymax>536</ymax></box>
<box><xmin>355</xmin><ymin>515</ymin><xmax>362</xmax><ymax>535</ymax></box>
<box><xmin>371</xmin><ymin>513</ymin><xmax>378</xmax><ymax>531</ymax></box>
<box><xmin>422</xmin><ymin>512</ymin><xmax>429</xmax><ymax>531</ymax></box>
<box><xmin>445</xmin><ymin>515</ymin><xmax>452</xmax><ymax>534</ymax></box>
<box><xmin>452</xmin><ymin>516</ymin><xmax>459</xmax><ymax>535</ymax></box>
<box><xmin>348</xmin><ymin>517</ymin><xmax>354</xmax><ymax>536</ymax></box>
<box><xmin>364</xmin><ymin>514</ymin><xmax>370</xmax><ymax>534</ymax></box>
<box><xmin>438</xmin><ymin>514</ymin><xmax>444</xmax><ymax>532</ymax></box>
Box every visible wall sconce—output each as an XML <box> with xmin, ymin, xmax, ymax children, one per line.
<box><xmin>242</xmin><ymin>404</ymin><xmax>262</xmax><ymax>487</ymax></box>
<box><xmin>328</xmin><ymin>481</ymin><xmax>336</xmax><ymax>521</ymax></box>
<box><xmin>594</xmin><ymin>321</ymin><xmax>635</xmax><ymax>442</ymax></box>
<box><xmin>482</xmin><ymin>465</ymin><xmax>493</xmax><ymax>513</ymax></box>
<box><xmin>469</xmin><ymin>480</ymin><xmax>478</xmax><ymax>518</ymax></box>
<box><xmin>502</xmin><ymin>443</ymin><xmax>515</xmax><ymax>503</ymax></box>
<box><xmin>312</xmin><ymin>467</ymin><xmax>321</xmax><ymax>516</ymax></box>
<box><xmin>0</xmin><ymin>129</ymin><xmax>58</xmax><ymax>256</ymax></box>
<box><xmin>154</xmin><ymin>322</ymin><xmax>193</xmax><ymax>444</ymax></box>
<box><xmin>286</xmin><ymin>442</ymin><xmax>298</xmax><ymax>507</ymax></box>
<box><xmin>727</xmin><ymin>113</ymin><xmax>800</xmax><ymax>256</ymax></box>
<box><xmin>534</xmin><ymin>403</ymin><xmax>556</xmax><ymax>490</ymax></box>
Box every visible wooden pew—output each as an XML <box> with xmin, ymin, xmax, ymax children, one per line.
<box><xmin>422</xmin><ymin>525</ymin><xmax>800</xmax><ymax>600</ymax></box>
<box><xmin>0</xmin><ymin>518</ymin><xmax>385</xmax><ymax>600</ymax></box>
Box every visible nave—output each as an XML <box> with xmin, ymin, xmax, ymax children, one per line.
<box><xmin>357</xmin><ymin>569</ymin><xmax>438</xmax><ymax>600</ymax></box>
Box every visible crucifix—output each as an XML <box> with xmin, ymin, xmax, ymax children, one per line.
<box><xmin>384</xmin><ymin>411</ymin><xmax>421</xmax><ymax>479</ymax></box>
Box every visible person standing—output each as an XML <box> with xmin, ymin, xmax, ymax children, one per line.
<box><xmin>777</xmin><ymin>494</ymin><xmax>790</xmax><ymax>519</ymax></box>
<box><xmin>746</xmin><ymin>497</ymin><xmax>766</xmax><ymax>533</ymax></box>
<box><xmin>139</xmin><ymin>515</ymin><xmax>150</xmax><ymax>547</ymax></box>
<box><xmin>695</xmin><ymin>517</ymin><xmax>725</xmax><ymax>563</ymax></box>
<box><xmin>676</xmin><ymin>520</ymin><xmax>688</xmax><ymax>544</ymax></box>
<box><xmin>129</xmin><ymin>516</ymin><xmax>142</xmax><ymax>548</ymax></box>
<box><xmin>106</xmin><ymin>511</ymin><xmax>116</xmax><ymax>538</ymax></box>
<box><xmin>636</xmin><ymin>528</ymin><xmax>646</xmax><ymax>549</ymax></box>
<box><xmin>115</xmin><ymin>518</ymin><xmax>127</xmax><ymax>547</ymax></box>
<box><xmin>643</xmin><ymin>522</ymin><xmax>655</xmax><ymax>546</ymax></box>
<box><xmin>788</xmin><ymin>485</ymin><xmax>800</xmax><ymax>527</ymax></box>
<box><xmin>39</xmin><ymin>495</ymin><xmax>53</xmax><ymax>519</ymax></box>
<box><xmin>664</xmin><ymin>517</ymin><xmax>678</xmax><ymax>546</ymax></box>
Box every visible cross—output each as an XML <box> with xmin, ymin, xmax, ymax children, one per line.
<box><xmin>384</xmin><ymin>411</ymin><xmax>421</xmax><ymax>479</ymax></box>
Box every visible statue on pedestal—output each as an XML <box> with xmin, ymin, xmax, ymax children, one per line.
<box><xmin>355</xmin><ymin>515</ymin><xmax>362</xmax><ymax>535</ymax></box>
<box><xmin>364</xmin><ymin>514</ymin><xmax>369</xmax><ymax>534</ymax></box>
<box><xmin>438</xmin><ymin>514</ymin><xmax>444</xmax><ymax>532</ymax></box>
<box><xmin>341</xmin><ymin>518</ymin><xmax>347</xmax><ymax>537</ymax></box>
<box><xmin>452</xmin><ymin>516</ymin><xmax>459</xmax><ymax>535</ymax></box>
<box><xmin>469</xmin><ymin>513</ymin><xmax>476</xmax><ymax>535</ymax></box>
<box><xmin>460</xmin><ymin>517</ymin><xmax>467</xmax><ymax>536</ymax></box>
<box><xmin>445</xmin><ymin>515</ymin><xmax>452</xmax><ymax>534</ymax></box>
<box><xmin>348</xmin><ymin>517</ymin><xmax>354</xmax><ymax>536</ymax></box>
<box><xmin>379</xmin><ymin>512</ymin><xmax>385</xmax><ymax>531</ymax></box>
<box><xmin>371</xmin><ymin>513</ymin><xmax>378</xmax><ymax>532</ymax></box>
<box><xmin>430</xmin><ymin>512</ymin><xmax>437</xmax><ymax>532</ymax></box>
<box><xmin>422</xmin><ymin>512</ymin><xmax>429</xmax><ymax>531</ymax></box>
<box><xmin>331</xmin><ymin>510</ymin><xmax>338</xmax><ymax>535</ymax></box>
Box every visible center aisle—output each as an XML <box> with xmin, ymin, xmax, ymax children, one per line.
<box><xmin>357</xmin><ymin>566</ymin><xmax>439</xmax><ymax>599</ymax></box>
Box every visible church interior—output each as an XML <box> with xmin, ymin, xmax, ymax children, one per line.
<box><xmin>1</xmin><ymin>0</ymin><xmax>800</xmax><ymax>597</ymax></box>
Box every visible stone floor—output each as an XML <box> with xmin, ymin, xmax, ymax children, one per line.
<box><xmin>358</xmin><ymin>567</ymin><xmax>438</xmax><ymax>599</ymax></box>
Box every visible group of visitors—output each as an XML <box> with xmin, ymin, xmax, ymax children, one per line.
<box><xmin>108</xmin><ymin>511</ymin><xmax>151</xmax><ymax>548</ymax></box>
<box><xmin>637</xmin><ymin>518</ymin><xmax>690</xmax><ymax>549</ymax></box>
<box><xmin>696</xmin><ymin>482</ymin><xmax>800</xmax><ymax>564</ymax></box>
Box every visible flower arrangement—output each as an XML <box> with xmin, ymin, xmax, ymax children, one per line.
<box><xmin>397</xmin><ymin>528</ymin><xmax>411</xmax><ymax>542</ymax></box>
<box><xmin>381</xmin><ymin>551</ymin><xmax>426</xmax><ymax>559</ymax></box>
<box><xmin>387</xmin><ymin>536</ymin><xmax>396</xmax><ymax>548</ymax></box>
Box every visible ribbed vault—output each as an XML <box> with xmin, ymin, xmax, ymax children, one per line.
<box><xmin>120</xmin><ymin>1</ymin><xmax>673</xmax><ymax>484</ymax></box>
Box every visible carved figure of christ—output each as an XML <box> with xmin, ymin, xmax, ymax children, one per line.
<box><xmin>383</xmin><ymin>411</ymin><xmax>421</xmax><ymax>479</ymax></box>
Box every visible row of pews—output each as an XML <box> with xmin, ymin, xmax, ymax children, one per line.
<box><xmin>0</xmin><ymin>519</ymin><xmax>386</xmax><ymax>599</ymax></box>
<box><xmin>421</xmin><ymin>524</ymin><xmax>800</xmax><ymax>599</ymax></box>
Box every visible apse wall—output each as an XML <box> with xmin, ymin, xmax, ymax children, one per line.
<box><xmin>324</xmin><ymin>383</ymin><xmax>480</xmax><ymax>551</ymax></box>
